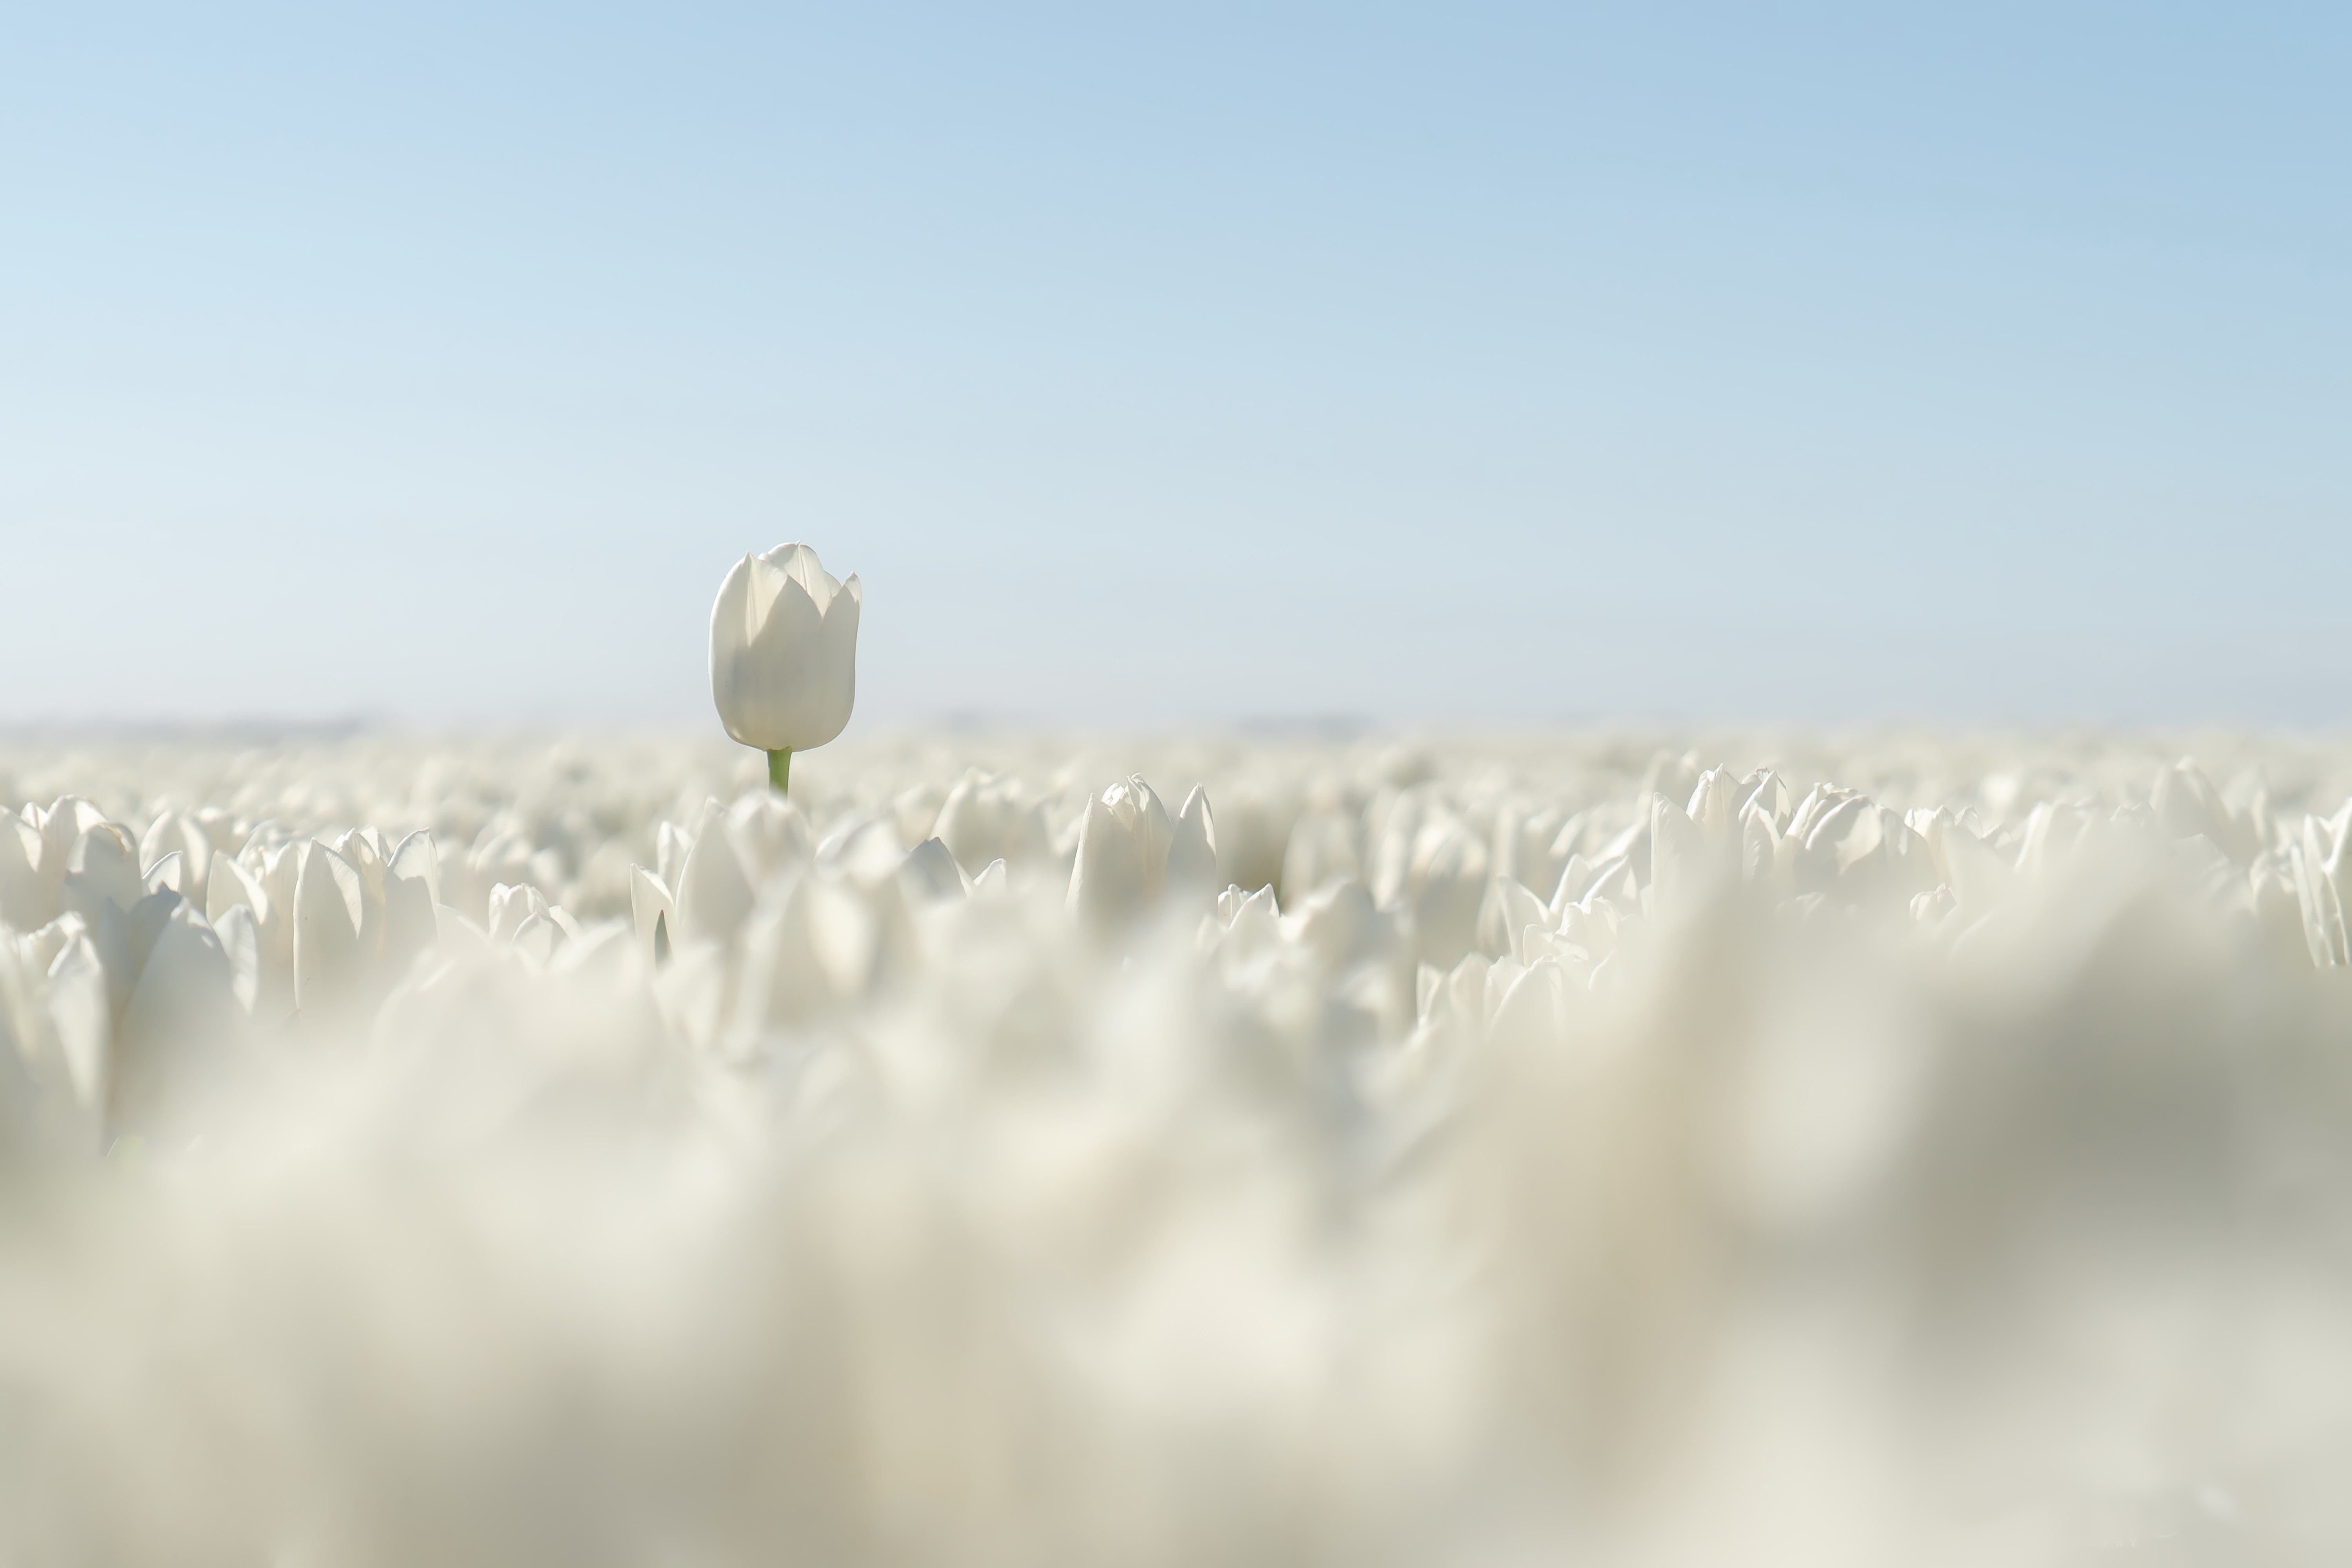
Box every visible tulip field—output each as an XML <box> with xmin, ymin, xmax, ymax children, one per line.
<box><xmin>5</xmin><ymin>723</ymin><xmax>2352</xmax><ymax>1565</ymax></box>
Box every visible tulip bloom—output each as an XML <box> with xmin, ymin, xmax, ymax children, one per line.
<box><xmin>710</xmin><ymin>543</ymin><xmax>862</xmax><ymax>791</ymax></box>
<box><xmin>1068</xmin><ymin>775</ymin><xmax>1201</xmax><ymax>933</ymax></box>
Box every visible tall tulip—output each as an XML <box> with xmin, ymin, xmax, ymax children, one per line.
<box><xmin>1067</xmin><ymin>775</ymin><xmax>1173</xmax><ymax>930</ymax></box>
<box><xmin>710</xmin><ymin>543</ymin><xmax>862</xmax><ymax>792</ymax></box>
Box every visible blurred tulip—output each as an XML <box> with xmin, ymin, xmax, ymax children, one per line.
<box><xmin>1067</xmin><ymin>775</ymin><xmax>1174</xmax><ymax>931</ymax></box>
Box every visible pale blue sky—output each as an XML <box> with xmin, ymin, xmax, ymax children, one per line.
<box><xmin>4</xmin><ymin>3</ymin><xmax>2347</xmax><ymax>729</ymax></box>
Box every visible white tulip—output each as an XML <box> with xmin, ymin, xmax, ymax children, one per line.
<box><xmin>1067</xmin><ymin>775</ymin><xmax>1174</xmax><ymax>930</ymax></box>
<box><xmin>709</xmin><ymin>542</ymin><xmax>862</xmax><ymax>792</ymax></box>
<box><xmin>674</xmin><ymin>801</ymin><xmax>756</xmax><ymax>947</ymax></box>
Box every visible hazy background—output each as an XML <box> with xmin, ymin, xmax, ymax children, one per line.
<box><xmin>4</xmin><ymin>2</ymin><xmax>2346</xmax><ymax>731</ymax></box>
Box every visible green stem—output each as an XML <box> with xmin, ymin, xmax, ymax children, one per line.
<box><xmin>767</xmin><ymin>748</ymin><xmax>792</xmax><ymax>794</ymax></box>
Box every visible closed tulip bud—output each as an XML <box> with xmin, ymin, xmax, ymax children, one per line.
<box><xmin>1067</xmin><ymin>775</ymin><xmax>1174</xmax><ymax>931</ymax></box>
<box><xmin>710</xmin><ymin>543</ymin><xmax>862</xmax><ymax>793</ymax></box>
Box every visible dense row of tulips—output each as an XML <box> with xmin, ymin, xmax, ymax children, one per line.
<box><xmin>2</xmin><ymin>729</ymin><xmax>2350</xmax><ymax>1563</ymax></box>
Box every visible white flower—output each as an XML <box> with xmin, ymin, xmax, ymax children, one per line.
<box><xmin>1066</xmin><ymin>776</ymin><xmax>1217</xmax><ymax>927</ymax></box>
<box><xmin>1067</xmin><ymin>775</ymin><xmax>1172</xmax><ymax>929</ymax></box>
<box><xmin>709</xmin><ymin>543</ymin><xmax>862</xmax><ymax>755</ymax></box>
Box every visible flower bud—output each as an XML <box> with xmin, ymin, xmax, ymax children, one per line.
<box><xmin>709</xmin><ymin>543</ymin><xmax>862</xmax><ymax>753</ymax></box>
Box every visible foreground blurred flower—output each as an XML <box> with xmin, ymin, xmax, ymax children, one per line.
<box><xmin>710</xmin><ymin>543</ymin><xmax>862</xmax><ymax>792</ymax></box>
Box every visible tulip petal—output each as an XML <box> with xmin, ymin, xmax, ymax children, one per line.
<box><xmin>45</xmin><ymin>934</ymin><xmax>110</xmax><ymax>1117</ymax></box>
<box><xmin>630</xmin><ymin>867</ymin><xmax>676</xmax><ymax>968</ymax></box>
<box><xmin>1069</xmin><ymin>791</ymin><xmax>1150</xmax><ymax>929</ymax></box>
<box><xmin>207</xmin><ymin>853</ymin><xmax>270</xmax><ymax>927</ymax></box>
<box><xmin>720</xmin><ymin>573</ymin><xmax>825</xmax><ymax>751</ymax></box>
<box><xmin>762</xmin><ymin>541</ymin><xmax>838</xmax><ymax>614</ymax></box>
<box><xmin>214</xmin><ymin>902</ymin><xmax>262</xmax><ymax>1014</ymax></box>
<box><xmin>1168</xmin><ymin>786</ymin><xmax>1218</xmax><ymax>907</ymax></box>
<box><xmin>0</xmin><ymin>815</ymin><xmax>45</xmax><ymax>928</ymax></box>
<box><xmin>116</xmin><ymin>901</ymin><xmax>234</xmax><ymax>1129</ymax></box>
<box><xmin>293</xmin><ymin>842</ymin><xmax>365</xmax><ymax>1018</ymax></box>
<box><xmin>677</xmin><ymin>805</ymin><xmax>755</xmax><ymax>945</ymax></box>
